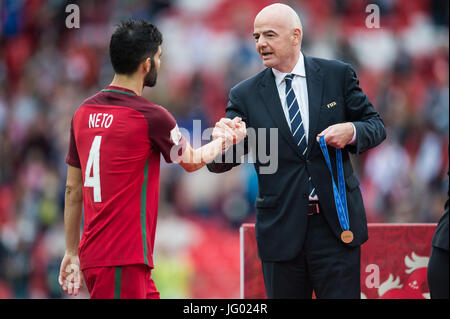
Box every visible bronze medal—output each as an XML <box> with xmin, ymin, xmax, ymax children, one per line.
<box><xmin>341</xmin><ymin>230</ymin><xmax>354</xmax><ymax>243</ymax></box>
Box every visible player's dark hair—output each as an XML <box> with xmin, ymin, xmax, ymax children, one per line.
<box><xmin>109</xmin><ymin>20</ymin><xmax>162</xmax><ymax>75</ymax></box>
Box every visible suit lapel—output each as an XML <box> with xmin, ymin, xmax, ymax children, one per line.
<box><xmin>258</xmin><ymin>69</ymin><xmax>302</xmax><ymax>157</ymax></box>
<box><xmin>304</xmin><ymin>56</ymin><xmax>324</xmax><ymax>156</ymax></box>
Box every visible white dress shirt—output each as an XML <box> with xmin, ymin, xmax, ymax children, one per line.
<box><xmin>271</xmin><ymin>52</ymin><xmax>356</xmax><ymax>201</ymax></box>
<box><xmin>272</xmin><ymin>52</ymin><xmax>310</xmax><ymax>140</ymax></box>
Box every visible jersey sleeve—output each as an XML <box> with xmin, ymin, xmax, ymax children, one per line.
<box><xmin>147</xmin><ymin>107</ymin><xmax>187</xmax><ymax>163</ymax></box>
<box><xmin>66</xmin><ymin>118</ymin><xmax>81</xmax><ymax>168</ymax></box>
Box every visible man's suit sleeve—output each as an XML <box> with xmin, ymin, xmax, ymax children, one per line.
<box><xmin>206</xmin><ymin>89</ymin><xmax>249</xmax><ymax>173</ymax></box>
<box><xmin>343</xmin><ymin>64</ymin><xmax>387</xmax><ymax>154</ymax></box>
<box><xmin>431</xmin><ymin>169</ymin><xmax>449</xmax><ymax>251</ymax></box>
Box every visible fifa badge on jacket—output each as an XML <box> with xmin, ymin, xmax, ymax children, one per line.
<box><xmin>327</xmin><ymin>101</ymin><xmax>337</xmax><ymax>108</ymax></box>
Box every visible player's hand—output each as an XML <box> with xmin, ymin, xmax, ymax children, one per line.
<box><xmin>58</xmin><ymin>253</ymin><xmax>83</xmax><ymax>296</ymax></box>
<box><xmin>213</xmin><ymin>117</ymin><xmax>246</xmax><ymax>149</ymax></box>
<box><xmin>316</xmin><ymin>123</ymin><xmax>354</xmax><ymax>149</ymax></box>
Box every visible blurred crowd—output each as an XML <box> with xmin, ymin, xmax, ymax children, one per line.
<box><xmin>0</xmin><ymin>0</ymin><xmax>448</xmax><ymax>298</ymax></box>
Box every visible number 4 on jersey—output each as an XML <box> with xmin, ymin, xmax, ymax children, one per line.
<box><xmin>85</xmin><ymin>136</ymin><xmax>102</xmax><ymax>202</ymax></box>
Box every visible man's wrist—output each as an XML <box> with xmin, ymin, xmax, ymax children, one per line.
<box><xmin>348</xmin><ymin>122</ymin><xmax>357</xmax><ymax>145</ymax></box>
<box><xmin>65</xmin><ymin>249</ymin><xmax>78</xmax><ymax>256</ymax></box>
<box><xmin>215</xmin><ymin>135</ymin><xmax>233</xmax><ymax>153</ymax></box>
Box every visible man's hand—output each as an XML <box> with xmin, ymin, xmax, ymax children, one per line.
<box><xmin>213</xmin><ymin>117</ymin><xmax>247</xmax><ymax>150</ymax></box>
<box><xmin>177</xmin><ymin>117</ymin><xmax>247</xmax><ymax>172</ymax></box>
<box><xmin>316</xmin><ymin>123</ymin><xmax>354</xmax><ymax>149</ymax></box>
<box><xmin>58</xmin><ymin>253</ymin><xmax>83</xmax><ymax>296</ymax></box>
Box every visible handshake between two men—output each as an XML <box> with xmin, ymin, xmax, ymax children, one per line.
<box><xmin>212</xmin><ymin>117</ymin><xmax>247</xmax><ymax>150</ymax></box>
<box><xmin>175</xmin><ymin>117</ymin><xmax>246</xmax><ymax>173</ymax></box>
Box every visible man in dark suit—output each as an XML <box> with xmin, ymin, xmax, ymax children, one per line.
<box><xmin>207</xmin><ymin>3</ymin><xmax>386</xmax><ymax>298</ymax></box>
<box><xmin>427</xmin><ymin>170</ymin><xmax>449</xmax><ymax>299</ymax></box>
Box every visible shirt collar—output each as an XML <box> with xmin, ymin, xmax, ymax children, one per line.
<box><xmin>104</xmin><ymin>85</ymin><xmax>137</xmax><ymax>96</ymax></box>
<box><xmin>272</xmin><ymin>51</ymin><xmax>306</xmax><ymax>87</ymax></box>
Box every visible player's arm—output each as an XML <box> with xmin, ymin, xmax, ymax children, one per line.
<box><xmin>58</xmin><ymin>164</ymin><xmax>83</xmax><ymax>296</ymax></box>
<box><xmin>177</xmin><ymin>117</ymin><xmax>246</xmax><ymax>172</ymax></box>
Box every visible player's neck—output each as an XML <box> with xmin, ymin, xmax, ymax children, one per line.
<box><xmin>110</xmin><ymin>74</ymin><xmax>143</xmax><ymax>96</ymax></box>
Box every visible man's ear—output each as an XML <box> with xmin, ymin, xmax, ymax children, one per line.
<box><xmin>142</xmin><ymin>57</ymin><xmax>151</xmax><ymax>73</ymax></box>
<box><xmin>292</xmin><ymin>28</ymin><xmax>302</xmax><ymax>46</ymax></box>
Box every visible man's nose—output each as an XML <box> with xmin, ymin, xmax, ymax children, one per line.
<box><xmin>256</xmin><ymin>39</ymin><xmax>267</xmax><ymax>51</ymax></box>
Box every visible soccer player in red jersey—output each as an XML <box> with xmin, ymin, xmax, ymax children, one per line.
<box><xmin>58</xmin><ymin>20</ymin><xmax>246</xmax><ymax>299</ymax></box>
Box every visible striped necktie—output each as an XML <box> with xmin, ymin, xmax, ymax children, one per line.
<box><xmin>285</xmin><ymin>74</ymin><xmax>316</xmax><ymax>198</ymax></box>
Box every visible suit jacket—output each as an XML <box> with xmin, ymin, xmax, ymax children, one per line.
<box><xmin>432</xmin><ymin>202</ymin><xmax>449</xmax><ymax>251</ymax></box>
<box><xmin>207</xmin><ymin>55</ymin><xmax>386</xmax><ymax>262</ymax></box>
<box><xmin>432</xmin><ymin>170</ymin><xmax>449</xmax><ymax>251</ymax></box>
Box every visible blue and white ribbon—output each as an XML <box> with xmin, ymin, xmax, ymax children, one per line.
<box><xmin>318</xmin><ymin>136</ymin><xmax>350</xmax><ymax>231</ymax></box>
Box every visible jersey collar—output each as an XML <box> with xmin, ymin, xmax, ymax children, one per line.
<box><xmin>102</xmin><ymin>85</ymin><xmax>137</xmax><ymax>96</ymax></box>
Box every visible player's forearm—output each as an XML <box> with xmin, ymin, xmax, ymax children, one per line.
<box><xmin>196</xmin><ymin>137</ymin><xmax>228</xmax><ymax>166</ymax></box>
<box><xmin>64</xmin><ymin>185</ymin><xmax>83</xmax><ymax>256</ymax></box>
<box><xmin>180</xmin><ymin>138</ymin><xmax>226</xmax><ymax>172</ymax></box>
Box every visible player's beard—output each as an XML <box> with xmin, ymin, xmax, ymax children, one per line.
<box><xmin>144</xmin><ymin>59</ymin><xmax>158</xmax><ymax>87</ymax></box>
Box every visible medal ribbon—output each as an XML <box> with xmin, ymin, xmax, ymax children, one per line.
<box><xmin>318</xmin><ymin>136</ymin><xmax>350</xmax><ymax>231</ymax></box>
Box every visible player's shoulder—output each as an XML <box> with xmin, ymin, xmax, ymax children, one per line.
<box><xmin>72</xmin><ymin>91</ymin><xmax>103</xmax><ymax>118</ymax></box>
<box><xmin>132</xmin><ymin>96</ymin><xmax>175</xmax><ymax>122</ymax></box>
<box><xmin>81</xmin><ymin>91</ymin><xmax>101</xmax><ymax>106</ymax></box>
<box><xmin>132</xmin><ymin>98</ymin><xmax>178</xmax><ymax>132</ymax></box>
<box><xmin>111</xmin><ymin>96</ymin><xmax>178</xmax><ymax>132</ymax></box>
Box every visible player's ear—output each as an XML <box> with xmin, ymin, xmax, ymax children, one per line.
<box><xmin>142</xmin><ymin>57</ymin><xmax>151</xmax><ymax>73</ymax></box>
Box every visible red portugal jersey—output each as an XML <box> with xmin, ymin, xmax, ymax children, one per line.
<box><xmin>66</xmin><ymin>86</ymin><xmax>186</xmax><ymax>270</ymax></box>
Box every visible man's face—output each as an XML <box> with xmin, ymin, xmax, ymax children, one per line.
<box><xmin>253</xmin><ymin>17</ymin><xmax>298</xmax><ymax>72</ymax></box>
<box><xmin>144</xmin><ymin>46</ymin><xmax>162</xmax><ymax>87</ymax></box>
